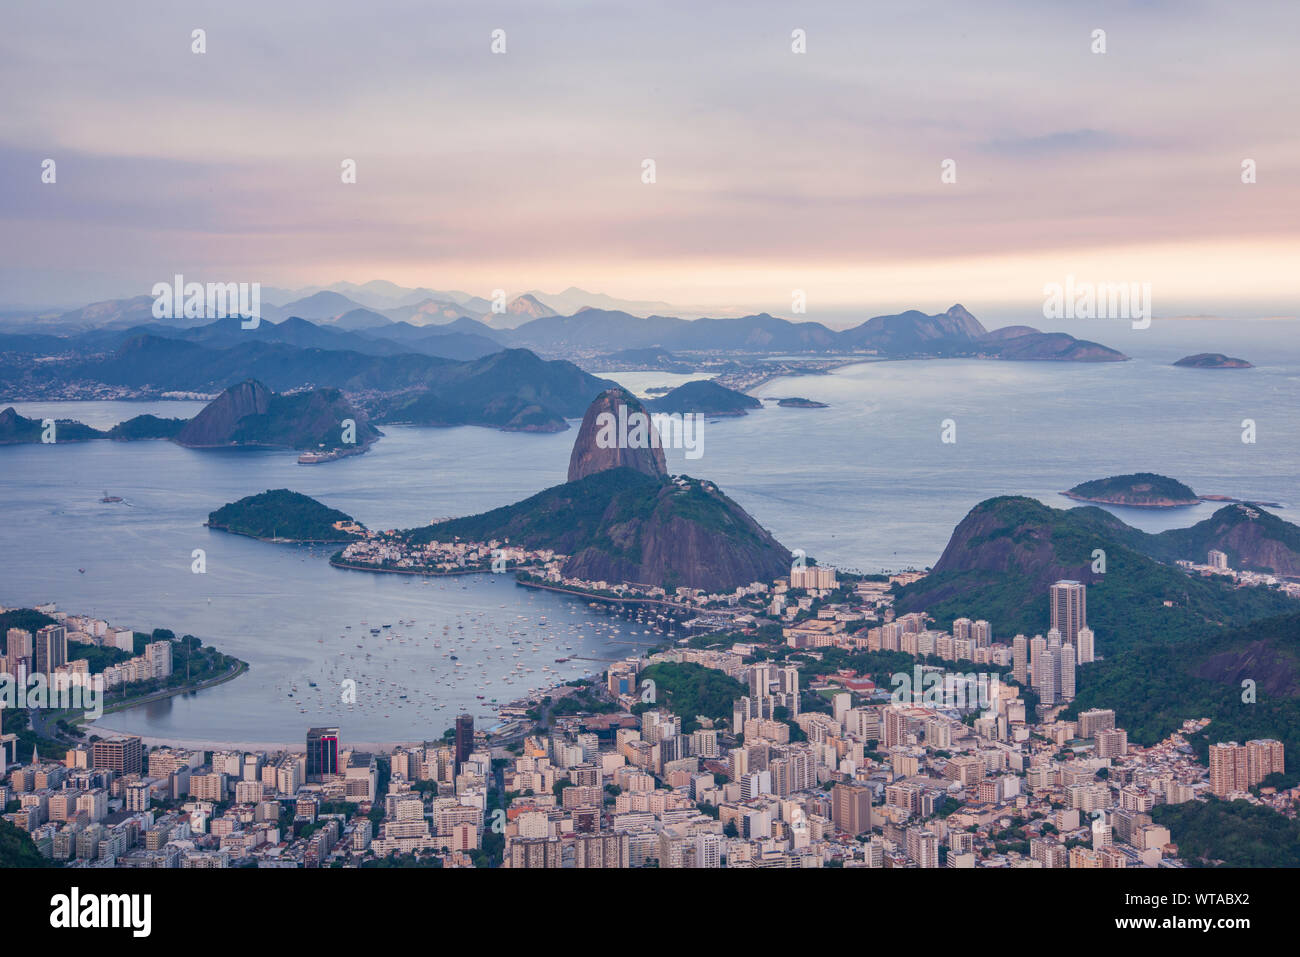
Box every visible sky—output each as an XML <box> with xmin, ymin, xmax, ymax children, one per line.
<box><xmin>1</xmin><ymin>0</ymin><xmax>1297</xmax><ymax>322</ymax></box>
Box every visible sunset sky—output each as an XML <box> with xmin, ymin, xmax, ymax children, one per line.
<box><xmin>2</xmin><ymin>0</ymin><xmax>1297</xmax><ymax>321</ymax></box>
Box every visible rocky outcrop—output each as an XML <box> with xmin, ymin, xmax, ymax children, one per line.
<box><xmin>177</xmin><ymin>380</ymin><xmax>272</xmax><ymax>447</ymax></box>
<box><xmin>559</xmin><ymin>474</ymin><xmax>792</xmax><ymax>592</ymax></box>
<box><xmin>1154</xmin><ymin>504</ymin><xmax>1300</xmax><ymax>578</ymax></box>
<box><xmin>176</xmin><ymin>379</ymin><xmax>378</xmax><ymax>451</ymax></box>
<box><xmin>567</xmin><ymin>388</ymin><xmax>667</xmax><ymax>482</ymax></box>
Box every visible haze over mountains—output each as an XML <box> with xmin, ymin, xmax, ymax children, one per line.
<box><xmin>0</xmin><ymin>280</ymin><xmax>1127</xmax><ymax>365</ymax></box>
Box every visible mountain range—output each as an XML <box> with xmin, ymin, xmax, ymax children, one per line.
<box><xmin>0</xmin><ymin>289</ymin><xmax>1125</xmax><ymax>364</ymax></box>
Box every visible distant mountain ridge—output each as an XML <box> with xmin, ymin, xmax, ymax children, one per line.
<box><xmin>505</xmin><ymin>303</ymin><xmax>1125</xmax><ymax>361</ymax></box>
<box><xmin>1</xmin><ymin>293</ymin><xmax>1126</xmax><ymax>364</ymax></box>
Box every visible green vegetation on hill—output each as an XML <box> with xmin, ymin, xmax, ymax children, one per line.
<box><xmin>895</xmin><ymin>496</ymin><xmax>1297</xmax><ymax>653</ymax></box>
<box><xmin>68</xmin><ymin>643</ymin><xmax>134</xmax><ymax>673</ymax></box>
<box><xmin>410</xmin><ymin>468</ymin><xmax>663</xmax><ymax>550</ymax></box>
<box><xmin>634</xmin><ymin>661</ymin><xmax>744</xmax><ymax>732</ymax></box>
<box><xmin>1063</xmin><ymin>612</ymin><xmax>1300</xmax><ymax>779</ymax></box>
<box><xmin>107</xmin><ymin>414</ymin><xmax>188</xmax><ymax>439</ymax></box>
<box><xmin>0</xmin><ymin>608</ymin><xmax>57</xmax><ymax>649</ymax></box>
<box><xmin>1147</xmin><ymin>504</ymin><xmax>1300</xmax><ymax>577</ymax></box>
<box><xmin>207</xmin><ymin>488</ymin><xmax>364</xmax><ymax>542</ymax></box>
<box><xmin>1151</xmin><ymin>799</ymin><xmax>1300</xmax><ymax>867</ymax></box>
<box><xmin>407</xmin><ymin>467</ymin><xmax>790</xmax><ymax>592</ymax></box>
<box><xmin>0</xmin><ymin>818</ymin><xmax>49</xmax><ymax>867</ymax></box>
<box><xmin>0</xmin><ymin>408</ymin><xmax>104</xmax><ymax>443</ymax></box>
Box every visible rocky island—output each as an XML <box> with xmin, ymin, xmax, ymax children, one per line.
<box><xmin>206</xmin><ymin>488</ymin><xmax>366</xmax><ymax>542</ymax></box>
<box><xmin>1174</xmin><ymin>353</ymin><xmax>1253</xmax><ymax>369</ymax></box>
<box><xmin>776</xmin><ymin>397</ymin><xmax>829</xmax><ymax>408</ymax></box>
<box><xmin>1063</xmin><ymin>473</ymin><xmax>1201</xmax><ymax>508</ymax></box>
<box><xmin>647</xmin><ymin>379</ymin><xmax>761</xmax><ymax>416</ymax></box>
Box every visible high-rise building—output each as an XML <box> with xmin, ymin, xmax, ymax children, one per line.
<box><xmin>1033</xmin><ymin>642</ymin><xmax>1057</xmax><ymax>704</ymax></box>
<box><xmin>454</xmin><ymin>713</ymin><xmax>474</xmax><ymax>773</ymax></box>
<box><xmin>1076</xmin><ymin>626</ymin><xmax>1095</xmax><ymax>664</ymax></box>
<box><xmin>34</xmin><ymin>624</ymin><xmax>67</xmax><ymax>679</ymax></box>
<box><xmin>306</xmin><ymin>727</ymin><xmax>339</xmax><ymax>781</ymax></box>
<box><xmin>1208</xmin><ymin>549</ymin><xmax>1229</xmax><ymax>570</ymax></box>
<box><xmin>1012</xmin><ymin>635</ymin><xmax>1029</xmax><ymax>685</ymax></box>
<box><xmin>509</xmin><ymin>836</ymin><xmax>562</xmax><ymax>868</ymax></box>
<box><xmin>1050</xmin><ymin>580</ymin><xmax>1087</xmax><ymax>644</ymax></box>
<box><xmin>1095</xmin><ymin>728</ymin><xmax>1128</xmax><ymax>759</ymax></box>
<box><xmin>789</xmin><ymin>565</ymin><xmax>836</xmax><ymax>590</ymax></box>
<box><xmin>4</xmin><ymin>628</ymin><xmax>33</xmax><ymax>678</ymax></box>
<box><xmin>1078</xmin><ymin>708</ymin><xmax>1115</xmax><ymax>739</ymax></box>
<box><xmin>573</xmin><ymin>832</ymin><xmax>630</xmax><ymax>868</ymax></box>
<box><xmin>831</xmin><ymin>782</ymin><xmax>873</xmax><ymax>837</ymax></box>
<box><xmin>972</xmin><ymin>620</ymin><xmax>992</xmax><ymax>647</ymax></box>
<box><xmin>1058</xmin><ymin>643</ymin><xmax>1076</xmax><ymax>701</ymax></box>
<box><xmin>1210</xmin><ymin>739</ymin><xmax>1285</xmax><ymax>796</ymax></box>
<box><xmin>1209</xmin><ymin>742</ymin><xmax>1248</xmax><ymax>796</ymax></box>
<box><xmin>145</xmin><ymin>640</ymin><xmax>173</xmax><ymax>679</ymax></box>
<box><xmin>1246</xmin><ymin>739</ymin><xmax>1285</xmax><ymax>785</ymax></box>
<box><xmin>92</xmin><ymin>735</ymin><xmax>143</xmax><ymax>774</ymax></box>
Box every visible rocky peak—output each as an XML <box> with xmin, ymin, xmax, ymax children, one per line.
<box><xmin>567</xmin><ymin>388</ymin><xmax>668</xmax><ymax>483</ymax></box>
<box><xmin>176</xmin><ymin>379</ymin><xmax>272</xmax><ymax>447</ymax></box>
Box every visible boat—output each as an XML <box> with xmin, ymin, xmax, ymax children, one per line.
<box><xmin>100</xmin><ymin>491</ymin><xmax>123</xmax><ymax>503</ymax></box>
<box><xmin>78</xmin><ymin>568</ymin><xmax>86</xmax><ymax>574</ymax></box>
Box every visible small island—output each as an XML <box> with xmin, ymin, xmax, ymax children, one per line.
<box><xmin>1063</xmin><ymin>472</ymin><xmax>1200</xmax><ymax>508</ymax></box>
<box><xmin>1173</xmin><ymin>353</ymin><xmax>1253</xmax><ymax>369</ymax></box>
<box><xmin>647</xmin><ymin>379</ymin><xmax>762</xmax><ymax>416</ymax></box>
<box><xmin>776</xmin><ymin>397</ymin><xmax>829</xmax><ymax>408</ymax></box>
<box><xmin>206</xmin><ymin>488</ymin><xmax>367</xmax><ymax>542</ymax></box>
<box><xmin>0</xmin><ymin>407</ymin><xmax>187</xmax><ymax>444</ymax></box>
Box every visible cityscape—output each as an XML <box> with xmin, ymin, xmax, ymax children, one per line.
<box><xmin>0</xmin><ymin>559</ymin><xmax>1290</xmax><ymax>869</ymax></box>
<box><xmin>1</xmin><ymin>0</ymin><xmax>1295</xmax><ymax>937</ymax></box>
